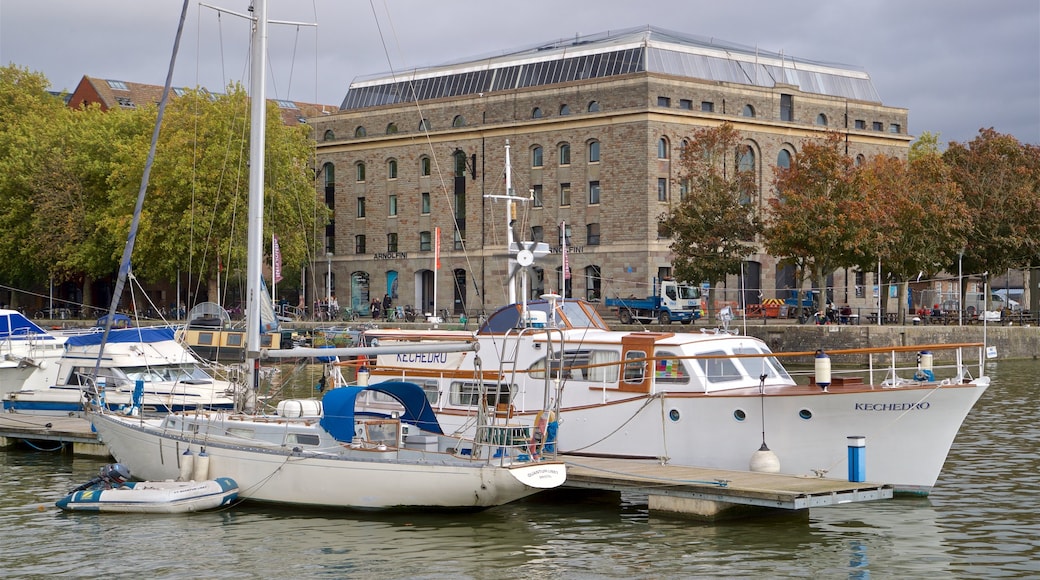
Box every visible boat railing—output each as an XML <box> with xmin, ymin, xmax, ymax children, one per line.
<box><xmin>472</xmin><ymin>423</ymin><xmax>556</xmax><ymax>464</ymax></box>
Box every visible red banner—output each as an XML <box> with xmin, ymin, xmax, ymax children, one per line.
<box><xmin>434</xmin><ymin>227</ymin><xmax>441</xmax><ymax>270</ymax></box>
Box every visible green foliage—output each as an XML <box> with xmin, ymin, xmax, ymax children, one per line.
<box><xmin>0</xmin><ymin>68</ymin><xmax>326</xmax><ymax>300</ymax></box>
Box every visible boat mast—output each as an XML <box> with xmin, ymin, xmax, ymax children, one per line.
<box><xmin>244</xmin><ymin>0</ymin><xmax>268</xmax><ymax>398</ymax></box>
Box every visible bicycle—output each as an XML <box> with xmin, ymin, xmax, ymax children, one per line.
<box><xmin>342</xmin><ymin>307</ymin><xmax>359</xmax><ymax>321</ymax></box>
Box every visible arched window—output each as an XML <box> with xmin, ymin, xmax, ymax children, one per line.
<box><xmin>777</xmin><ymin>149</ymin><xmax>792</xmax><ymax>169</ymax></box>
<box><xmin>355</xmin><ymin>162</ymin><xmax>366</xmax><ymax>182</ymax></box>
<box><xmin>855</xmin><ymin>154</ymin><xmax>866</xmax><ymax>166</ymax></box>
<box><xmin>532</xmin><ymin>107</ymin><xmax>543</xmax><ymax>119</ymax></box>
<box><xmin>558</xmin><ymin>143</ymin><xmax>571</xmax><ymax>165</ymax></box>
<box><xmin>657</xmin><ymin>137</ymin><xmax>669</xmax><ymax>159</ymax></box>
<box><xmin>323</xmin><ymin>163</ymin><xmax>335</xmax><ymax>190</ymax></box>
<box><xmin>354</xmin><ymin>126</ymin><xmax>367</xmax><ymax>137</ymax></box>
<box><xmin>816</xmin><ymin>113</ymin><xmax>828</xmax><ymax>126</ymax></box>
<box><xmin>420</xmin><ymin>156</ymin><xmax>431</xmax><ymax>176</ymax></box>
<box><xmin>587</xmin><ymin>101</ymin><xmax>600</xmax><ymax>112</ymax></box>
<box><xmin>418</xmin><ymin>118</ymin><xmax>431</xmax><ymax>131</ymax></box>
<box><xmin>387</xmin><ymin>159</ymin><xmax>398</xmax><ymax>179</ymax></box>
<box><xmin>742</xmin><ymin>104</ymin><xmax>755</xmax><ymax>117</ymax></box>
<box><xmin>531</xmin><ymin>146</ymin><xmax>543</xmax><ymax>168</ymax></box>
<box><xmin>588</xmin><ymin>140</ymin><xmax>600</xmax><ymax>163</ymax></box>
<box><xmin>386</xmin><ymin>122</ymin><xmax>398</xmax><ymax>134</ymax></box>
<box><xmin>559</xmin><ymin>104</ymin><xmax>571</xmax><ymax>116</ymax></box>
<box><xmin>323</xmin><ymin>129</ymin><xmax>335</xmax><ymax>141</ymax></box>
<box><xmin>452</xmin><ymin>115</ymin><xmax>466</xmax><ymax>127</ymax></box>
<box><xmin>737</xmin><ymin>146</ymin><xmax>756</xmax><ymax>205</ymax></box>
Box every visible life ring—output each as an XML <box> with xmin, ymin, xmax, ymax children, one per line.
<box><xmin>529</xmin><ymin>410</ymin><xmax>555</xmax><ymax>455</ymax></box>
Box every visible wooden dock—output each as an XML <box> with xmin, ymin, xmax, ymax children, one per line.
<box><xmin>0</xmin><ymin>414</ymin><xmax>109</xmax><ymax>456</ymax></box>
<box><xmin>561</xmin><ymin>455</ymin><xmax>892</xmax><ymax>520</ymax></box>
<box><xmin>0</xmin><ymin>415</ymin><xmax>892</xmax><ymax>520</ymax></box>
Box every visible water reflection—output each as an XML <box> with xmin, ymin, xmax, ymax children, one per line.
<box><xmin>2</xmin><ymin>360</ymin><xmax>1039</xmax><ymax>578</ymax></box>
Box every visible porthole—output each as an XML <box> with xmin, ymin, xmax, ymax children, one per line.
<box><xmin>799</xmin><ymin>409</ymin><xmax>813</xmax><ymax>420</ymax></box>
<box><xmin>733</xmin><ymin>409</ymin><xmax>746</xmax><ymax>422</ymax></box>
<box><xmin>668</xmin><ymin>409</ymin><xmax>680</xmax><ymax>422</ymax></box>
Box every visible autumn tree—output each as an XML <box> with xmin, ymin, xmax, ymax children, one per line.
<box><xmin>658</xmin><ymin>123</ymin><xmax>760</xmax><ymax>319</ymax></box>
<box><xmin>855</xmin><ymin>151</ymin><xmax>970</xmax><ymax>319</ymax></box>
<box><xmin>943</xmin><ymin>129</ymin><xmax>1040</xmax><ymax>309</ymax></box>
<box><xmin>763</xmin><ymin>132</ymin><xmax>864</xmax><ymax>313</ymax></box>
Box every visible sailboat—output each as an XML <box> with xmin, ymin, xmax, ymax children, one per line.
<box><xmin>90</xmin><ymin>0</ymin><xmax>565</xmax><ymax>510</ymax></box>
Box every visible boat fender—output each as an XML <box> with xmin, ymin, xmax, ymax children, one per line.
<box><xmin>192</xmin><ymin>449</ymin><xmax>210</xmax><ymax>482</ymax></box>
<box><xmin>179</xmin><ymin>448</ymin><xmax>194</xmax><ymax>482</ymax></box>
<box><xmin>814</xmin><ymin>350</ymin><xmax>831</xmax><ymax>391</ymax></box>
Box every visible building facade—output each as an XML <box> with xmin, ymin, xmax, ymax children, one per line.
<box><xmin>310</xmin><ymin>26</ymin><xmax>910</xmax><ymax>318</ymax></box>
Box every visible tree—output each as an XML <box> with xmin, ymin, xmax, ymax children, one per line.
<box><xmin>855</xmin><ymin>152</ymin><xmax>970</xmax><ymax>319</ymax></box>
<box><xmin>0</xmin><ymin>65</ymin><xmax>71</xmax><ymax>297</ymax></box>
<box><xmin>659</xmin><ymin>123</ymin><xmax>760</xmax><ymax>319</ymax></box>
<box><xmin>943</xmin><ymin>129</ymin><xmax>1040</xmax><ymax>308</ymax></box>
<box><xmin>763</xmin><ymin>132</ymin><xmax>863</xmax><ymax>314</ymax></box>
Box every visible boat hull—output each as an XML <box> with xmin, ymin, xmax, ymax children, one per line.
<box><xmin>497</xmin><ymin>379</ymin><xmax>988</xmax><ymax>493</ymax></box>
<box><xmin>55</xmin><ymin>478</ymin><xmax>239</xmax><ymax>513</ymax></box>
<box><xmin>91</xmin><ymin>412</ymin><xmax>560</xmax><ymax>509</ymax></box>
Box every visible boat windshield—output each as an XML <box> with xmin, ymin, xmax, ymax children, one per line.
<box><xmin>478</xmin><ymin>299</ymin><xmax>608</xmax><ymax>334</ymax></box>
<box><xmin>122</xmin><ymin>364</ymin><xmax>212</xmax><ymax>384</ymax></box>
<box><xmin>732</xmin><ymin>346</ymin><xmax>792</xmax><ymax>382</ymax></box>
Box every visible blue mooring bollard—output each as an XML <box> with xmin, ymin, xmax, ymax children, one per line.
<box><xmin>847</xmin><ymin>435</ymin><xmax>866</xmax><ymax>482</ymax></box>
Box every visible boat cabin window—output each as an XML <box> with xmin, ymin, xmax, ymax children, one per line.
<box><xmin>227</xmin><ymin>333</ymin><xmax>243</xmax><ymax>347</ymax></box>
<box><xmin>623</xmin><ymin>350</ymin><xmax>646</xmax><ymax>384</ymax></box>
<box><xmin>196</xmin><ymin>332</ymin><xmax>214</xmax><ymax>345</ymax></box>
<box><xmin>530</xmin><ymin>349</ymin><xmax>619</xmax><ymax>382</ymax></box>
<box><xmin>696</xmin><ymin>350</ymin><xmax>744</xmax><ymax>383</ymax></box>
<box><xmin>653</xmin><ymin>351</ymin><xmax>690</xmax><ymax>384</ymax></box>
<box><xmin>67</xmin><ymin>367</ymin><xmax>124</xmax><ymax>387</ymax></box>
<box><xmin>225</xmin><ymin>427</ymin><xmax>255</xmax><ymax>439</ymax></box>
<box><xmin>285</xmin><ymin>433</ymin><xmax>321</xmax><ymax>446</ymax></box>
<box><xmin>450</xmin><ymin>381</ymin><xmax>516</xmax><ymax>406</ymax></box>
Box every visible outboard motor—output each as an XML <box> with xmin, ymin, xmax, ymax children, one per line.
<box><xmin>68</xmin><ymin>463</ymin><xmax>132</xmax><ymax>493</ymax></box>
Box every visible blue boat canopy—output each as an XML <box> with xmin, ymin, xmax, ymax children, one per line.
<box><xmin>66</xmin><ymin>327</ymin><xmax>176</xmax><ymax>347</ymax></box>
<box><xmin>0</xmin><ymin>309</ymin><xmax>56</xmax><ymax>340</ymax></box>
<box><xmin>320</xmin><ymin>381</ymin><xmax>444</xmax><ymax>442</ymax></box>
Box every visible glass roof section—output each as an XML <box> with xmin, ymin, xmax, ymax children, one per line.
<box><xmin>341</xmin><ymin>25</ymin><xmax>881</xmax><ymax>110</ymax></box>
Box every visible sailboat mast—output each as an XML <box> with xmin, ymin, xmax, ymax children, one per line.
<box><xmin>505</xmin><ymin>141</ymin><xmax>516</xmax><ymax>305</ymax></box>
<box><xmin>245</xmin><ymin>0</ymin><xmax>268</xmax><ymax>387</ymax></box>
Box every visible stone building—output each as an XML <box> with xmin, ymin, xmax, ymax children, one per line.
<box><xmin>310</xmin><ymin>26</ymin><xmax>909</xmax><ymax>318</ymax></box>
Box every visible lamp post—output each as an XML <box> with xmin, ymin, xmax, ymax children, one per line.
<box><xmin>958</xmin><ymin>249</ymin><xmax>964</xmax><ymax>326</ymax></box>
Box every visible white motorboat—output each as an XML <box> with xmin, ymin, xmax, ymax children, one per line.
<box><xmin>89</xmin><ymin>0</ymin><xmax>565</xmax><ymax>511</ymax></box>
<box><xmin>56</xmin><ymin>463</ymin><xmax>239</xmax><ymax>513</ymax></box>
<box><xmin>3</xmin><ymin>326</ymin><xmax>238</xmax><ymax>416</ymax></box>
<box><xmin>356</xmin><ymin>303</ymin><xmax>989</xmax><ymax>495</ymax></box>
<box><xmin>0</xmin><ymin>309</ymin><xmax>66</xmax><ymax>397</ymax></box>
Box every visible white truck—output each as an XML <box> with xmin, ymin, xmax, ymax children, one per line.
<box><xmin>605</xmin><ymin>279</ymin><xmax>702</xmax><ymax>325</ymax></box>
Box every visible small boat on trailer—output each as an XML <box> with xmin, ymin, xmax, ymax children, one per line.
<box><xmin>56</xmin><ymin>463</ymin><xmax>239</xmax><ymax>513</ymax></box>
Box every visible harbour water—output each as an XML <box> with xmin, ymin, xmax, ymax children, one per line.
<box><xmin>1</xmin><ymin>360</ymin><xmax>1038</xmax><ymax>579</ymax></box>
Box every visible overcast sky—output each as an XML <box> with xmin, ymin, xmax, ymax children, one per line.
<box><xmin>2</xmin><ymin>0</ymin><xmax>1037</xmax><ymax>146</ymax></box>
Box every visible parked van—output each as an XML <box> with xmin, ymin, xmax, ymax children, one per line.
<box><xmin>963</xmin><ymin>291</ymin><xmax>1020</xmax><ymax>313</ymax></box>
